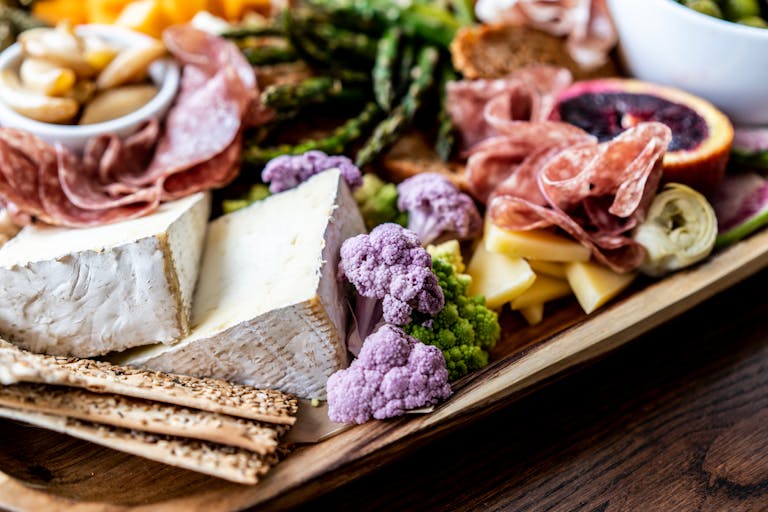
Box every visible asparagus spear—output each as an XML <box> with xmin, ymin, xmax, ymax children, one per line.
<box><xmin>435</xmin><ymin>64</ymin><xmax>457</xmax><ymax>162</ymax></box>
<box><xmin>243</xmin><ymin>102</ymin><xmax>382</xmax><ymax>164</ymax></box>
<box><xmin>372</xmin><ymin>27</ymin><xmax>402</xmax><ymax>112</ymax></box>
<box><xmin>309</xmin><ymin>22</ymin><xmax>378</xmax><ymax>60</ymax></box>
<box><xmin>242</xmin><ymin>45</ymin><xmax>298</xmax><ymax>66</ymax></box>
<box><xmin>261</xmin><ymin>76</ymin><xmax>341</xmax><ymax>112</ymax></box>
<box><xmin>305</xmin><ymin>0</ymin><xmax>460</xmax><ymax>47</ymax></box>
<box><xmin>222</xmin><ymin>26</ymin><xmax>285</xmax><ymax>38</ymax></box>
<box><xmin>355</xmin><ymin>46</ymin><xmax>439</xmax><ymax>167</ymax></box>
<box><xmin>395</xmin><ymin>41</ymin><xmax>417</xmax><ymax>100</ymax></box>
<box><xmin>0</xmin><ymin>5</ymin><xmax>46</xmax><ymax>33</ymax></box>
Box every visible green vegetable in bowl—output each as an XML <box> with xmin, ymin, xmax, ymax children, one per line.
<box><xmin>678</xmin><ymin>0</ymin><xmax>768</xmax><ymax>26</ymax></box>
<box><xmin>682</xmin><ymin>0</ymin><xmax>723</xmax><ymax>17</ymax></box>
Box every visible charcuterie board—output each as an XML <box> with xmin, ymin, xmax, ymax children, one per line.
<box><xmin>1</xmin><ymin>225</ymin><xmax>767</xmax><ymax>511</ymax></box>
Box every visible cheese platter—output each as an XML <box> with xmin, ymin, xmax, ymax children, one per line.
<box><xmin>0</xmin><ymin>0</ymin><xmax>767</xmax><ymax>510</ymax></box>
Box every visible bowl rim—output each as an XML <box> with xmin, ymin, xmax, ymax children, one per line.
<box><xmin>0</xmin><ymin>24</ymin><xmax>180</xmax><ymax>142</ymax></box>
<box><xmin>624</xmin><ymin>0</ymin><xmax>768</xmax><ymax>40</ymax></box>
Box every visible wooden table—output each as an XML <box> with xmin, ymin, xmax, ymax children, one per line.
<box><xmin>276</xmin><ymin>268</ymin><xmax>768</xmax><ymax>512</ymax></box>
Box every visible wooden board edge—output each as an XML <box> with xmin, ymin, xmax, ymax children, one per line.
<box><xmin>1</xmin><ymin>228</ymin><xmax>768</xmax><ymax>511</ymax></box>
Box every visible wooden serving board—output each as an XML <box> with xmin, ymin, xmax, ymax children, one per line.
<box><xmin>1</xmin><ymin>227</ymin><xmax>768</xmax><ymax>511</ymax></box>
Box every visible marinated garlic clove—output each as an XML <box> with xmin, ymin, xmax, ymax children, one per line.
<box><xmin>65</xmin><ymin>80</ymin><xmax>96</xmax><ymax>104</ymax></box>
<box><xmin>19</xmin><ymin>58</ymin><xmax>76</xmax><ymax>96</ymax></box>
<box><xmin>79</xmin><ymin>84</ymin><xmax>158</xmax><ymax>124</ymax></box>
<box><xmin>18</xmin><ymin>27</ymin><xmax>95</xmax><ymax>78</ymax></box>
<box><xmin>96</xmin><ymin>41</ymin><xmax>166</xmax><ymax>90</ymax></box>
<box><xmin>0</xmin><ymin>69</ymin><xmax>79</xmax><ymax>123</ymax></box>
<box><xmin>83</xmin><ymin>35</ymin><xmax>119</xmax><ymax>72</ymax></box>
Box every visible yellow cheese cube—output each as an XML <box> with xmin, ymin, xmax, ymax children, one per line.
<box><xmin>87</xmin><ymin>0</ymin><xmax>132</xmax><ymax>24</ymax></box>
<box><xmin>467</xmin><ymin>242</ymin><xmax>536</xmax><ymax>310</ymax></box>
<box><xmin>219</xmin><ymin>0</ymin><xmax>271</xmax><ymax>20</ymax></box>
<box><xmin>510</xmin><ymin>274</ymin><xmax>571</xmax><ymax>310</ymax></box>
<box><xmin>33</xmin><ymin>0</ymin><xmax>89</xmax><ymax>25</ymax></box>
<box><xmin>565</xmin><ymin>261</ymin><xmax>637</xmax><ymax>314</ymax></box>
<box><xmin>160</xmin><ymin>0</ymin><xmax>209</xmax><ymax>23</ymax></box>
<box><xmin>519</xmin><ymin>303</ymin><xmax>544</xmax><ymax>326</ymax></box>
<box><xmin>527</xmin><ymin>260</ymin><xmax>566</xmax><ymax>279</ymax></box>
<box><xmin>115</xmin><ymin>0</ymin><xmax>168</xmax><ymax>38</ymax></box>
<box><xmin>485</xmin><ymin>222</ymin><xmax>591</xmax><ymax>262</ymax></box>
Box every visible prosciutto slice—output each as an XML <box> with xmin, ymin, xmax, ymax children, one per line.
<box><xmin>447</xmin><ymin>65</ymin><xmax>573</xmax><ymax>150</ymax></box>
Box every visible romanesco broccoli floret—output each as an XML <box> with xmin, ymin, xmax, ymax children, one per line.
<box><xmin>426</xmin><ymin>239</ymin><xmax>466</xmax><ymax>274</ymax></box>
<box><xmin>405</xmin><ymin>255</ymin><xmax>500</xmax><ymax>381</ymax></box>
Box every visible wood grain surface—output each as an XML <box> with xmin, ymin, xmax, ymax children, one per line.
<box><xmin>0</xmin><ymin>228</ymin><xmax>767</xmax><ymax>511</ymax></box>
<box><xmin>286</xmin><ymin>268</ymin><xmax>768</xmax><ymax>512</ymax></box>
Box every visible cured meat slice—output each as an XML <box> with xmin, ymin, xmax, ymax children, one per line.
<box><xmin>163</xmin><ymin>24</ymin><xmax>255</xmax><ymax>91</ymax></box>
<box><xmin>488</xmin><ymin>123</ymin><xmax>671</xmax><ymax>273</ymax></box>
<box><xmin>162</xmin><ymin>136</ymin><xmax>242</xmax><ymax>200</ymax></box>
<box><xmin>144</xmin><ymin>66</ymin><xmax>247</xmax><ymax>186</ymax></box>
<box><xmin>43</xmin><ymin>147</ymin><xmax>159</xmax><ymax>227</ymax></box>
<box><xmin>447</xmin><ymin>65</ymin><xmax>573</xmax><ymax>150</ymax></box>
<box><xmin>489</xmin><ymin>195</ymin><xmax>646</xmax><ymax>272</ymax></box>
<box><xmin>465</xmin><ymin>127</ymin><xmax>594</xmax><ymax>203</ymax></box>
<box><xmin>539</xmin><ymin>123</ymin><xmax>670</xmax><ymax>228</ymax></box>
<box><xmin>65</xmin><ymin>121</ymin><xmax>161</xmax><ymax>208</ymax></box>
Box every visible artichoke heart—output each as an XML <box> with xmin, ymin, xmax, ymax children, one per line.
<box><xmin>633</xmin><ymin>183</ymin><xmax>717</xmax><ymax>276</ymax></box>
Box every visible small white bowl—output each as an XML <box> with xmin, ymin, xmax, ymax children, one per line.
<box><xmin>607</xmin><ymin>0</ymin><xmax>768</xmax><ymax>126</ymax></box>
<box><xmin>0</xmin><ymin>24</ymin><xmax>180</xmax><ymax>151</ymax></box>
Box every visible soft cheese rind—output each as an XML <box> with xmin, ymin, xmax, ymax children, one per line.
<box><xmin>124</xmin><ymin>169</ymin><xmax>365</xmax><ymax>399</ymax></box>
<box><xmin>0</xmin><ymin>193</ymin><xmax>210</xmax><ymax>357</ymax></box>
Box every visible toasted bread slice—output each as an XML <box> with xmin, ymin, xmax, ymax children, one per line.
<box><xmin>450</xmin><ymin>23</ymin><xmax>617</xmax><ymax>80</ymax></box>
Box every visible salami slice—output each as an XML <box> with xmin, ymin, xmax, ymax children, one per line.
<box><xmin>539</xmin><ymin>123</ymin><xmax>670</xmax><ymax>222</ymax></box>
<box><xmin>42</xmin><ymin>147</ymin><xmax>159</xmax><ymax>227</ymax></box>
<box><xmin>489</xmin><ymin>194</ymin><xmax>646</xmax><ymax>272</ymax></box>
<box><xmin>144</xmin><ymin>66</ymin><xmax>247</xmax><ymax>182</ymax></box>
<box><xmin>487</xmin><ymin>123</ymin><xmax>671</xmax><ymax>273</ymax></box>
<box><xmin>163</xmin><ymin>25</ymin><xmax>255</xmax><ymax>91</ymax></box>
<box><xmin>161</xmin><ymin>135</ymin><xmax>242</xmax><ymax>200</ymax></box>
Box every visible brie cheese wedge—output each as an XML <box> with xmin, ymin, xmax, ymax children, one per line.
<box><xmin>121</xmin><ymin>169</ymin><xmax>366</xmax><ymax>399</ymax></box>
<box><xmin>0</xmin><ymin>192</ymin><xmax>210</xmax><ymax>357</ymax></box>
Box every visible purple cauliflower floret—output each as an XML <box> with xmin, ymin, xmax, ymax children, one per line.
<box><xmin>397</xmin><ymin>172</ymin><xmax>482</xmax><ymax>246</ymax></box>
<box><xmin>327</xmin><ymin>324</ymin><xmax>452</xmax><ymax>424</ymax></box>
<box><xmin>339</xmin><ymin>223</ymin><xmax>445</xmax><ymax>346</ymax></box>
<box><xmin>261</xmin><ymin>150</ymin><xmax>363</xmax><ymax>193</ymax></box>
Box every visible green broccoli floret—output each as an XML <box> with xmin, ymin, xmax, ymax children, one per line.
<box><xmin>353</xmin><ymin>173</ymin><xmax>408</xmax><ymax>230</ymax></box>
<box><xmin>404</xmin><ymin>253</ymin><xmax>500</xmax><ymax>381</ymax></box>
<box><xmin>222</xmin><ymin>184</ymin><xmax>271</xmax><ymax>214</ymax></box>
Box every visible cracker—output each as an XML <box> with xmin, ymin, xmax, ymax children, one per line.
<box><xmin>0</xmin><ymin>405</ymin><xmax>277</xmax><ymax>485</ymax></box>
<box><xmin>0</xmin><ymin>383</ymin><xmax>283</xmax><ymax>454</ymax></box>
<box><xmin>0</xmin><ymin>340</ymin><xmax>298</xmax><ymax>425</ymax></box>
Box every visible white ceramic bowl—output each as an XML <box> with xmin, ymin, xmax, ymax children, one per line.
<box><xmin>607</xmin><ymin>0</ymin><xmax>768</xmax><ymax>126</ymax></box>
<box><xmin>0</xmin><ymin>24</ymin><xmax>180</xmax><ymax>151</ymax></box>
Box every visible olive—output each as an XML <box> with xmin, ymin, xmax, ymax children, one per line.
<box><xmin>681</xmin><ymin>0</ymin><xmax>724</xmax><ymax>18</ymax></box>
<box><xmin>720</xmin><ymin>0</ymin><xmax>761</xmax><ymax>20</ymax></box>
<box><xmin>737</xmin><ymin>14</ymin><xmax>768</xmax><ymax>26</ymax></box>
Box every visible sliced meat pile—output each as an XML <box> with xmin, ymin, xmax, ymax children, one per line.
<box><xmin>0</xmin><ymin>26</ymin><xmax>265</xmax><ymax>228</ymax></box>
<box><xmin>447</xmin><ymin>66</ymin><xmax>672</xmax><ymax>272</ymax></box>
